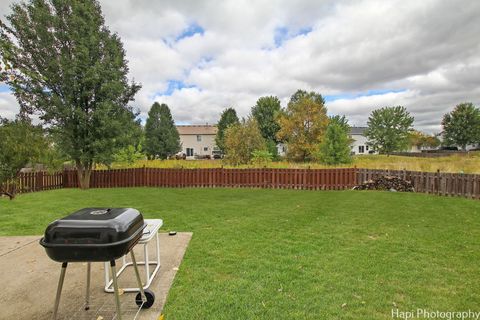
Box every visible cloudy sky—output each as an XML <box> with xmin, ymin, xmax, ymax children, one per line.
<box><xmin>1</xmin><ymin>0</ymin><xmax>479</xmax><ymax>133</ymax></box>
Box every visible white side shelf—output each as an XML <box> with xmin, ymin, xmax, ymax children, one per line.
<box><xmin>104</xmin><ymin>219</ymin><xmax>163</xmax><ymax>293</ymax></box>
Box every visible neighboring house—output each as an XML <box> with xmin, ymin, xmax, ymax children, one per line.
<box><xmin>437</xmin><ymin>131</ymin><xmax>478</xmax><ymax>151</ymax></box>
<box><xmin>176</xmin><ymin>125</ymin><xmax>219</xmax><ymax>158</ymax></box>
<box><xmin>349</xmin><ymin>127</ymin><xmax>375</xmax><ymax>155</ymax></box>
<box><xmin>277</xmin><ymin>143</ymin><xmax>287</xmax><ymax>157</ymax></box>
<box><xmin>277</xmin><ymin>127</ymin><xmax>374</xmax><ymax>157</ymax></box>
<box><xmin>407</xmin><ymin>145</ymin><xmax>422</xmax><ymax>152</ymax></box>
<box><xmin>277</xmin><ymin>127</ymin><xmax>373</xmax><ymax>157</ymax></box>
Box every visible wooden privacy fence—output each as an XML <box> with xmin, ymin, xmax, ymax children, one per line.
<box><xmin>1</xmin><ymin>171</ymin><xmax>64</xmax><ymax>195</ymax></box>
<box><xmin>357</xmin><ymin>168</ymin><xmax>480</xmax><ymax>199</ymax></box>
<box><xmin>63</xmin><ymin>167</ymin><xmax>357</xmax><ymax>190</ymax></box>
<box><xmin>4</xmin><ymin>167</ymin><xmax>480</xmax><ymax>200</ymax></box>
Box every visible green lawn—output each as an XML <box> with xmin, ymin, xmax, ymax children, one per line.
<box><xmin>1</xmin><ymin>188</ymin><xmax>479</xmax><ymax>319</ymax></box>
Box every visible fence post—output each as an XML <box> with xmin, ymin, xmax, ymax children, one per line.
<box><xmin>35</xmin><ymin>171</ymin><xmax>44</xmax><ymax>191</ymax></box>
<box><xmin>62</xmin><ymin>170</ymin><xmax>68</xmax><ymax>188</ymax></box>
<box><xmin>142</xmin><ymin>165</ymin><xmax>146</xmax><ymax>187</ymax></box>
<box><xmin>353</xmin><ymin>166</ymin><xmax>358</xmax><ymax>186</ymax></box>
<box><xmin>221</xmin><ymin>166</ymin><xmax>225</xmax><ymax>187</ymax></box>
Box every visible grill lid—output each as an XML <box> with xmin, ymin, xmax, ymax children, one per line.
<box><xmin>40</xmin><ymin>207</ymin><xmax>146</xmax><ymax>262</ymax></box>
<box><xmin>42</xmin><ymin>207</ymin><xmax>144</xmax><ymax>244</ymax></box>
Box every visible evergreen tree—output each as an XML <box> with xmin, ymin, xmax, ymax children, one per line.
<box><xmin>215</xmin><ymin>107</ymin><xmax>239</xmax><ymax>153</ymax></box>
<box><xmin>144</xmin><ymin>103</ymin><xmax>180</xmax><ymax>159</ymax></box>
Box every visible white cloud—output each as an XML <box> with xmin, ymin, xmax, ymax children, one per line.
<box><xmin>0</xmin><ymin>0</ymin><xmax>479</xmax><ymax>134</ymax></box>
<box><xmin>0</xmin><ymin>92</ymin><xmax>19</xmax><ymax>119</ymax></box>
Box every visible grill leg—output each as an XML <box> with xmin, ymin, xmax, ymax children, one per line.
<box><xmin>156</xmin><ymin>231</ymin><xmax>160</xmax><ymax>267</ymax></box>
<box><xmin>52</xmin><ymin>262</ymin><xmax>68</xmax><ymax>320</ymax></box>
<box><xmin>144</xmin><ymin>243</ymin><xmax>150</xmax><ymax>284</ymax></box>
<box><xmin>130</xmin><ymin>250</ymin><xmax>146</xmax><ymax>300</ymax></box>
<box><xmin>110</xmin><ymin>260</ymin><xmax>123</xmax><ymax>320</ymax></box>
<box><xmin>85</xmin><ymin>262</ymin><xmax>91</xmax><ymax>310</ymax></box>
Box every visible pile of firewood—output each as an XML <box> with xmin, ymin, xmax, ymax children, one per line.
<box><xmin>353</xmin><ymin>175</ymin><xmax>414</xmax><ymax>192</ymax></box>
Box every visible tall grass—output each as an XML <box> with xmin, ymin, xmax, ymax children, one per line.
<box><xmin>96</xmin><ymin>152</ymin><xmax>480</xmax><ymax>173</ymax></box>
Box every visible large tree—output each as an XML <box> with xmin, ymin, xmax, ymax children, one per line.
<box><xmin>0</xmin><ymin>117</ymin><xmax>47</xmax><ymax>199</ymax></box>
<box><xmin>215</xmin><ymin>107</ymin><xmax>239</xmax><ymax>153</ymax></box>
<box><xmin>251</xmin><ymin>96</ymin><xmax>281</xmax><ymax>159</ymax></box>
<box><xmin>0</xmin><ymin>0</ymin><xmax>141</xmax><ymax>189</ymax></box>
<box><xmin>251</xmin><ymin>96</ymin><xmax>282</xmax><ymax>142</ymax></box>
<box><xmin>365</xmin><ymin>106</ymin><xmax>414</xmax><ymax>155</ymax></box>
<box><xmin>289</xmin><ymin>89</ymin><xmax>325</xmax><ymax>105</ymax></box>
<box><xmin>224</xmin><ymin>117</ymin><xmax>266</xmax><ymax>165</ymax></box>
<box><xmin>319</xmin><ymin>115</ymin><xmax>353</xmax><ymax>165</ymax></box>
<box><xmin>144</xmin><ymin>102</ymin><xmax>180</xmax><ymax>159</ymax></box>
<box><xmin>441</xmin><ymin>103</ymin><xmax>480</xmax><ymax>151</ymax></box>
<box><xmin>277</xmin><ymin>90</ymin><xmax>329</xmax><ymax>162</ymax></box>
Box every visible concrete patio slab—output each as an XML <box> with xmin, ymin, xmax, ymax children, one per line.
<box><xmin>0</xmin><ymin>232</ymin><xmax>192</xmax><ymax>320</ymax></box>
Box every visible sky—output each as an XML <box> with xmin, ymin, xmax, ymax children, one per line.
<box><xmin>1</xmin><ymin>0</ymin><xmax>479</xmax><ymax>133</ymax></box>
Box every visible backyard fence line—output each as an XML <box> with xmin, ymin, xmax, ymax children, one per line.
<box><xmin>63</xmin><ymin>167</ymin><xmax>357</xmax><ymax>190</ymax></box>
<box><xmin>3</xmin><ymin>167</ymin><xmax>480</xmax><ymax>200</ymax></box>
<box><xmin>389</xmin><ymin>151</ymin><xmax>468</xmax><ymax>158</ymax></box>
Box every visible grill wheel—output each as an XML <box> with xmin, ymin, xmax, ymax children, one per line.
<box><xmin>136</xmin><ymin>289</ymin><xmax>155</xmax><ymax>309</ymax></box>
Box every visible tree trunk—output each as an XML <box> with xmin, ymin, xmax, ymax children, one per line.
<box><xmin>1</xmin><ymin>175</ymin><xmax>18</xmax><ymax>200</ymax></box>
<box><xmin>0</xmin><ymin>188</ymin><xmax>15</xmax><ymax>200</ymax></box>
<box><xmin>76</xmin><ymin>161</ymin><xmax>93</xmax><ymax>189</ymax></box>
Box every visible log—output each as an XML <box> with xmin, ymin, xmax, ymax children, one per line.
<box><xmin>353</xmin><ymin>175</ymin><xmax>414</xmax><ymax>192</ymax></box>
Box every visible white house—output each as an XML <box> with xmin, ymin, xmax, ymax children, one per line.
<box><xmin>276</xmin><ymin>127</ymin><xmax>374</xmax><ymax>157</ymax></box>
<box><xmin>176</xmin><ymin>125</ymin><xmax>219</xmax><ymax>158</ymax></box>
<box><xmin>175</xmin><ymin>125</ymin><xmax>383</xmax><ymax>158</ymax></box>
<box><xmin>349</xmin><ymin>127</ymin><xmax>375</xmax><ymax>155</ymax></box>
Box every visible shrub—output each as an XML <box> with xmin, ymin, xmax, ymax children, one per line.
<box><xmin>319</xmin><ymin>118</ymin><xmax>353</xmax><ymax>165</ymax></box>
<box><xmin>251</xmin><ymin>150</ymin><xmax>273</xmax><ymax>167</ymax></box>
<box><xmin>224</xmin><ymin>118</ymin><xmax>266</xmax><ymax>165</ymax></box>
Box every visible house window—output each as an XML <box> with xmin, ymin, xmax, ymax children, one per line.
<box><xmin>186</xmin><ymin>148</ymin><xmax>194</xmax><ymax>157</ymax></box>
<box><xmin>366</xmin><ymin>145</ymin><xmax>369</xmax><ymax>151</ymax></box>
<box><xmin>358</xmin><ymin>146</ymin><xmax>365</xmax><ymax>153</ymax></box>
<box><xmin>197</xmin><ymin>135</ymin><xmax>202</xmax><ymax>142</ymax></box>
<box><xmin>204</xmin><ymin>147</ymin><xmax>208</xmax><ymax>151</ymax></box>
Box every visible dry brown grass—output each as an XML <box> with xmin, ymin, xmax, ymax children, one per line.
<box><xmin>97</xmin><ymin>152</ymin><xmax>480</xmax><ymax>174</ymax></box>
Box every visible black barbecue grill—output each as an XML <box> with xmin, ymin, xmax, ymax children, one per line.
<box><xmin>40</xmin><ymin>208</ymin><xmax>155</xmax><ymax>320</ymax></box>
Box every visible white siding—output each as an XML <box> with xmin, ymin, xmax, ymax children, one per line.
<box><xmin>350</xmin><ymin>134</ymin><xmax>374</xmax><ymax>155</ymax></box>
<box><xmin>277</xmin><ymin>143</ymin><xmax>286</xmax><ymax>156</ymax></box>
<box><xmin>179</xmin><ymin>134</ymin><xmax>217</xmax><ymax>157</ymax></box>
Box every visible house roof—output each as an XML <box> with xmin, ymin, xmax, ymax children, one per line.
<box><xmin>349</xmin><ymin>126</ymin><xmax>368</xmax><ymax>135</ymax></box>
<box><xmin>176</xmin><ymin>125</ymin><xmax>218</xmax><ymax>135</ymax></box>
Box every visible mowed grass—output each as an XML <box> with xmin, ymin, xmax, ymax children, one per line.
<box><xmin>1</xmin><ymin>188</ymin><xmax>479</xmax><ymax>319</ymax></box>
<box><xmin>98</xmin><ymin>152</ymin><xmax>480</xmax><ymax>173</ymax></box>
